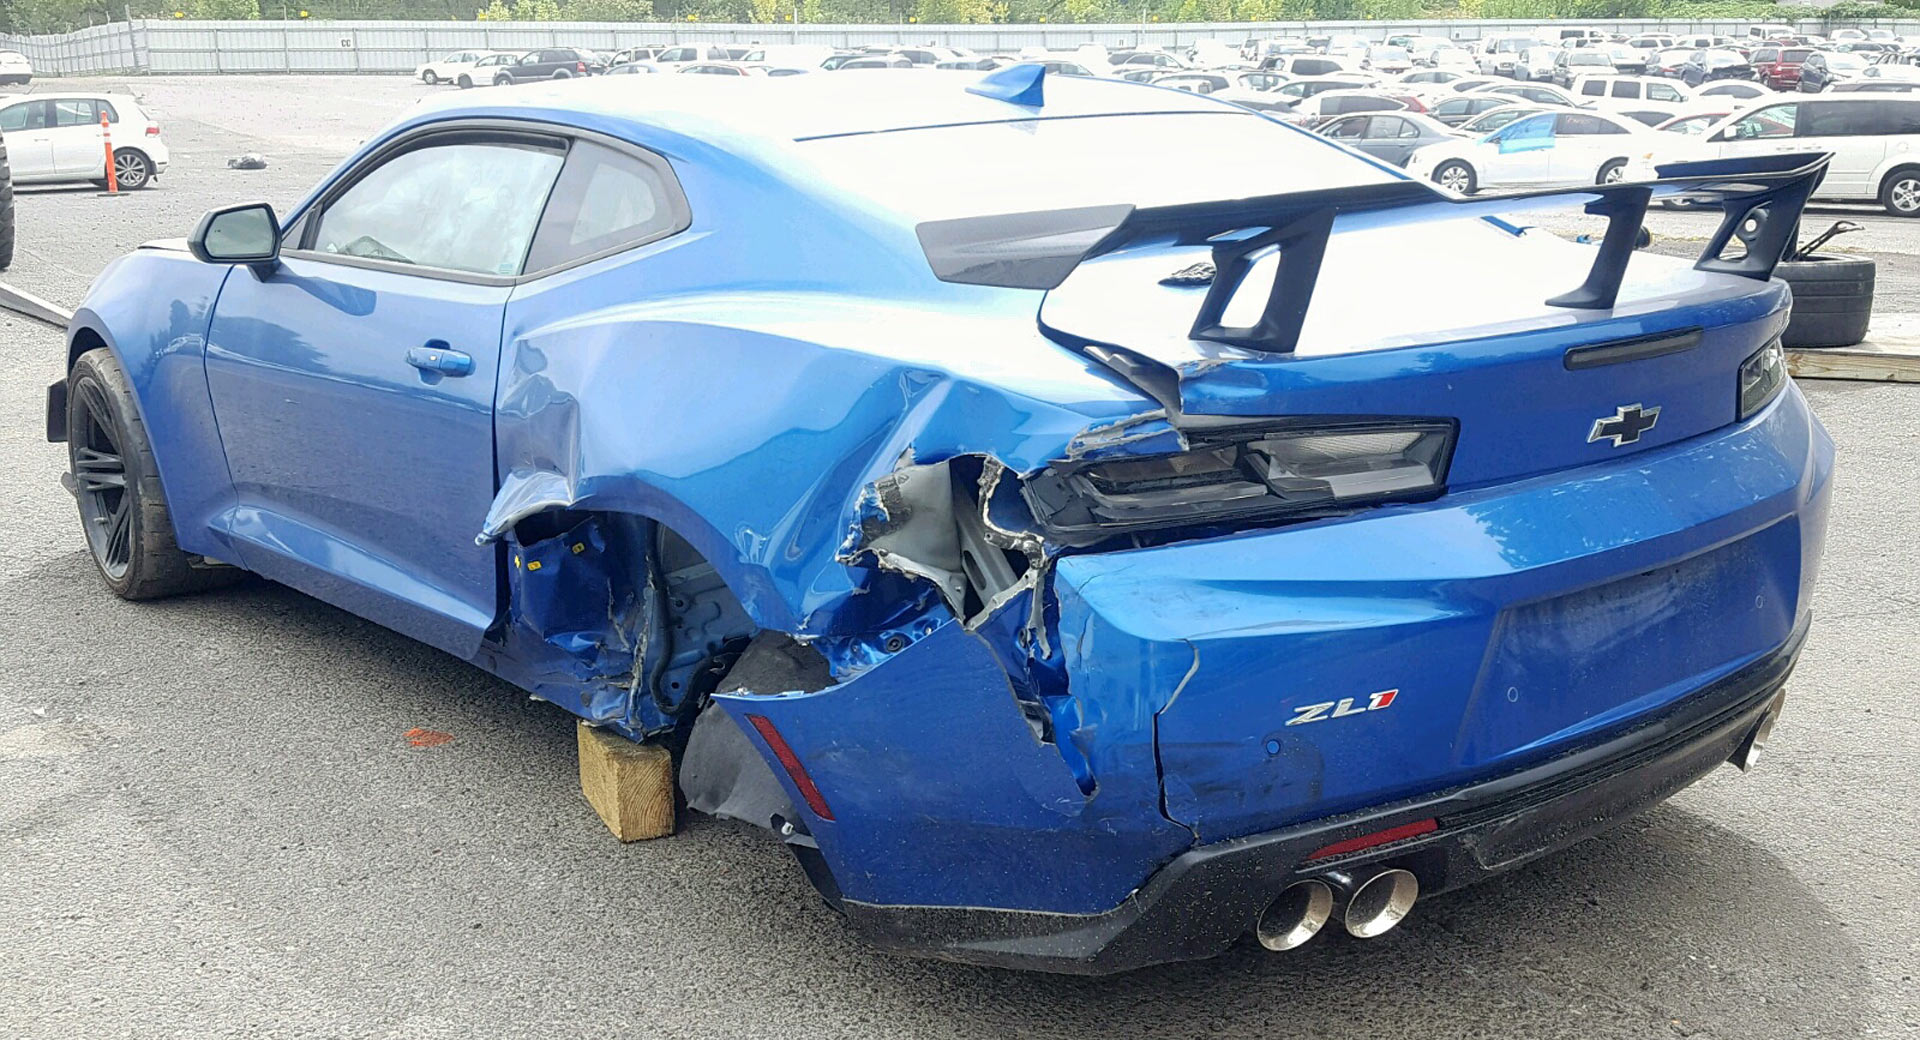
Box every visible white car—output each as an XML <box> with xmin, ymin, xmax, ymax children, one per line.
<box><xmin>0</xmin><ymin>92</ymin><xmax>168</xmax><ymax>189</ymax></box>
<box><xmin>1696</xmin><ymin>80</ymin><xmax>1773</xmax><ymax>101</ymax></box>
<box><xmin>1406</xmin><ymin>108</ymin><xmax>1651</xmax><ymax>193</ymax></box>
<box><xmin>1325</xmin><ymin>34</ymin><xmax>1372</xmax><ymax>59</ymax></box>
<box><xmin>1426</xmin><ymin>45</ymin><xmax>1476</xmax><ymax>70</ymax></box>
<box><xmin>1570</xmin><ymin>74</ymin><xmax>1694</xmax><ymax>114</ymax></box>
<box><xmin>1150</xmin><ymin>71</ymin><xmax>1293</xmax><ymax>113</ymax></box>
<box><xmin>413</xmin><ymin>50</ymin><xmax>505</xmax><ymax>87</ymax></box>
<box><xmin>650</xmin><ymin>44</ymin><xmax>737</xmax><ymax>69</ymax></box>
<box><xmin>1626</xmin><ymin>93</ymin><xmax>1920</xmax><ymax>216</ymax></box>
<box><xmin>0</xmin><ymin>50</ymin><xmax>31</xmax><ymax>86</ymax></box>
<box><xmin>1365</xmin><ymin>46</ymin><xmax>1414</xmax><ymax>74</ymax></box>
<box><xmin>1514</xmin><ymin>46</ymin><xmax>1559</xmax><ymax>82</ymax></box>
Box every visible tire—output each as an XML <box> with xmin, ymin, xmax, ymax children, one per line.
<box><xmin>494</xmin><ymin>73</ymin><xmax>513</xmax><ymax>86</ymax></box>
<box><xmin>457</xmin><ymin>74</ymin><xmax>473</xmax><ymax>88</ymax></box>
<box><xmin>1515</xmin><ymin>66</ymin><xmax>1530</xmax><ymax>81</ymax></box>
<box><xmin>1879</xmin><ymin>166</ymin><xmax>1920</xmax><ymax>217</ymax></box>
<box><xmin>422</xmin><ymin>69</ymin><xmax>438</xmax><ymax>85</ymax></box>
<box><xmin>1432</xmin><ymin>160</ymin><xmax>1476</xmax><ymax>195</ymax></box>
<box><xmin>551</xmin><ymin>69</ymin><xmax>571</xmax><ymax>79</ymax></box>
<box><xmin>67</xmin><ymin>348</ymin><xmax>240</xmax><ymax>599</ymax></box>
<box><xmin>1598</xmin><ymin>159</ymin><xmax>1627</xmax><ymax>185</ymax></box>
<box><xmin>111</xmin><ymin>148</ymin><xmax>153</xmax><ymax>190</ymax></box>
<box><xmin>0</xmin><ymin>130</ymin><xmax>14</xmax><ymax>271</ymax></box>
<box><xmin>1776</xmin><ymin>255</ymin><xmax>1875</xmax><ymax>349</ymax></box>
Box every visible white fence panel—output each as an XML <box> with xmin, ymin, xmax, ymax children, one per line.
<box><xmin>4</xmin><ymin>17</ymin><xmax>1920</xmax><ymax>76</ymax></box>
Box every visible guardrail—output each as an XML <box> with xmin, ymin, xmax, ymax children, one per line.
<box><xmin>4</xmin><ymin>17</ymin><xmax>1918</xmax><ymax>76</ymax></box>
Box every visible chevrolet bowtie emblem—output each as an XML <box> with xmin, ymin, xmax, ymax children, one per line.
<box><xmin>1588</xmin><ymin>403</ymin><xmax>1661</xmax><ymax>447</ymax></box>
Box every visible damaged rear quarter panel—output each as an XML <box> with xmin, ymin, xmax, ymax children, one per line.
<box><xmin>490</xmin><ymin>156</ymin><xmax>1159</xmax><ymax>642</ymax></box>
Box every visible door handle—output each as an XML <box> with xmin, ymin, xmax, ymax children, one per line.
<box><xmin>406</xmin><ymin>343</ymin><xmax>474</xmax><ymax>377</ymax></box>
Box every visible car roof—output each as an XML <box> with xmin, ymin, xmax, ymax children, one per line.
<box><xmin>410</xmin><ymin>68</ymin><xmax>1224</xmax><ymax>145</ymax></box>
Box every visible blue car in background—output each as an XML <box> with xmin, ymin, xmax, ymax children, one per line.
<box><xmin>48</xmin><ymin>68</ymin><xmax>1833</xmax><ymax>973</ymax></box>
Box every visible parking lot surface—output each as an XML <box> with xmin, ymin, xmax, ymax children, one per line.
<box><xmin>1</xmin><ymin>76</ymin><xmax>1916</xmax><ymax>1040</ymax></box>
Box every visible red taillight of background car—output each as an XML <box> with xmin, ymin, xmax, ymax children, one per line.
<box><xmin>576</xmin><ymin>60</ymin><xmax>586</xmax><ymax>73</ymax></box>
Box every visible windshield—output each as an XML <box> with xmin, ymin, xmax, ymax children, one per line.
<box><xmin>799</xmin><ymin>112</ymin><xmax>1400</xmax><ymax>223</ymax></box>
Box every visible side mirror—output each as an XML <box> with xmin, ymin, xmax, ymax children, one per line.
<box><xmin>189</xmin><ymin>202</ymin><xmax>280</xmax><ymax>267</ymax></box>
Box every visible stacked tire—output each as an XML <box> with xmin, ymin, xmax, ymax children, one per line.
<box><xmin>1777</xmin><ymin>255</ymin><xmax>1875</xmax><ymax>349</ymax></box>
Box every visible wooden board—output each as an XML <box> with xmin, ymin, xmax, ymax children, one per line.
<box><xmin>1788</xmin><ymin>314</ymin><xmax>1920</xmax><ymax>384</ymax></box>
<box><xmin>577</xmin><ymin>721</ymin><xmax>675</xmax><ymax>842</ymax></box>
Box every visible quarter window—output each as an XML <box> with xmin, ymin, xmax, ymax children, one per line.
<box><xmin>1730</xmin><ymin>103</ymin><xmax>1798</xmax><ymax>140</ymax></box>
<box><xmin>524</xmin><ymin>138</ymin><xmax>686</xmax><ymax>272</ymax></box>
<box><xmin>310</xmin><ymin>138</ymin><xmax>565</xmax><ymax>276</ymax></box>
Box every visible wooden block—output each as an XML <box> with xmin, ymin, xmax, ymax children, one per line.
<box><xmin>1788</xmin><ymin>315</ymin><xmax>1920</xmax><ymax>384</ymax></box>
<box><xmin>577</xmin><ymin>721</ymin><xmax>675</xmax><ymax>842</ymax></box>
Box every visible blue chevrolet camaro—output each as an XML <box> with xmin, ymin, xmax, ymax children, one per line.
<box><xmin>49</xmin><ymin>67</ymin><xmax>1834</xmax><ymax>973</ymax></box>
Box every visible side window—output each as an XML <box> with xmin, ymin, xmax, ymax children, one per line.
<box><xmin>0</xmin><ymin>101</ymin><xmax>43</xmax><ymax>131</ymax></box>
<box><xmin>1611</xmin><ymin>80</ymin><xmax>1638</xmax><ymax>98</ymax></box>
<box><xmin>1581</xmin><ymin>80</ymin><xmax>1605</xmax><ymax>96</ymax></box>
<box><xmin>1804</xmin><ymin>101</ymin><xmax>1873</xmax><ymax>136</ymax></box>
<box><xmin>1325</xmin><ymin>116</ymin><xmax>1366</xmax><ymax>139</ymax></box>
<box><xmin>524</xmin><ymin>138</ymin><xmax>687</xmax><ymax>272</ymax></box>
<box><xmin>1648</xmin><ymin>83</ymin><xmax>1681</xmax><ymax>102</ymax></box>
<box><xmin>1730</xmin><ymin>103</ymin><xmax>1798</xmax><ymax>139</ymax></box>
<box><xmin>310</xmin><ymin>138</ymin><xmax>565</xmax><ymax>276</ymax></box>
<box><xmin>1555</xmin><ymin>113</ymin><xmax>1614</xmax><ymax>135</ymax></box>
<box><xmin>1878</xmin><ymin>100</ymin><xmax>1920</xmax><ymax>134</ymax></box>
<box><xmin>51</xmin><ymin>98</ymin><xmax>96</xmax><ymax>126</ymax></box>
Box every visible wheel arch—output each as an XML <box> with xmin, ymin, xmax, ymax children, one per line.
<box><xmin>1876</xmin><ymin>160</ymin><xmax>1920</xmax><ymax>197</ymax></box>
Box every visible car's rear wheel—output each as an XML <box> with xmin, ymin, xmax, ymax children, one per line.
<box><xmin>1433</xmin><ymin>160</ymin><xmax>1476</xmax><ymax>195</ymax></box>
<box><xmin>552</xmin><ymin>69</ymin><xmax>571</xmax><ymax>79</ymax></box>
<box><xmin>111</xmin><ymin>149</ymin><xmax>153</xmax><ymax>190</ymax></box>
<box><xmin>1880</xmin><ymin>167</ymin><xmax>1920</xmax><ymax>217</ymax></box>
<box><xmin>457</xmin><ymin>74</ymin><xmax>473</xmax><ymax>88</ymax></box>
<box><xmin>1598</xmin><ymin>159</ymin><xmax>1628</xmax><ymax>185</ymax></box>
<box><xmin>68</xmin><ymin>348</ymin><xmax>239</xmax><ymax>599</ymax></box>
<box><xmin>422</xmin><ymin>69</ymin><xmax>438</xmax><ymax>85</ymax></box>
<box><xmin>494</xmin><ymin>73</ymin><xmax>513</xmax><ymax>86</ymax></box>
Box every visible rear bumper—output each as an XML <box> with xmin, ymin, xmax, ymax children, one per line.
<box><xmin>842</xmin><ymin>618</ymin><xmax>1803</xmax><ymax>974</ymax></box>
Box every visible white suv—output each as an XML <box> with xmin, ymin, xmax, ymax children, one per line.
<box><xmin>0</xmin><ymin>92</ymin><xmax>168</xmax><ymax>189</ymax></box>
<box><xmin>1628</xmin><ymin>94</ymin><xmax>1920</xmax><ymax>216</ymax></box>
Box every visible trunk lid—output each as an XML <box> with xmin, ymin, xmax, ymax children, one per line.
<box><xmin>1040</xmin><ymin>218</ymin><xmax>1788</xmax><ymax>489</ymax></box>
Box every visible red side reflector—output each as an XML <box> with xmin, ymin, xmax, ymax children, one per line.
<box><xmin>746</xmin><ymin>714</ymin><xmax>835</xmax><ymax>821</ymax></box>
<box><xmin>145</xmin><ymin>123</ymin><xmax>159</xmax><ymax>136</ymax></box>
<box><xmin>1305</xmin><ymin>818</ymin><xmax>1438</xmax><ymax>861</ymax></box>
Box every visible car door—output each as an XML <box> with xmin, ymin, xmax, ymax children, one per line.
<box><xmin>1799</xmin><ymin>100</ymin><xmax>1884</xmax><ymax>196</ymax></box>
<box><xmin>1710</xmin><ymin>100</ymin><xmax>1802</xmax><ymax>165</ymax></box>
<box><xmin>48</xmin><ymin>97</ymin><xmax>105</xmax><ymax>178</ymax></box>
<box><xmin>202</xmin><ymin>128</ymin><xmax>567</xmax><ymax>658</ymax></box>
<box><xmin>1363</xmin><ymin>114</ymin><xmax>1421</xmax><ymax>165</ymax></box>
<box><xmin>1547</xmin><ymin>112</ymin><xmax>1628</xmax><ymax>183</ymax></box>
<box><xmin>0</xmin><ymin>99</ymin><xmax>51</xmax><ymax>179</ymax></box>
<box><xmin>1484</xmin><ymin>112</ymin><xmax>1557</xmax><ymax>186</ymax></box>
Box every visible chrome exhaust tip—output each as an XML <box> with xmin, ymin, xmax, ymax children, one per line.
<box><xmin>1325</xmin><ymin>868</ymin><xmax>1420</xmax><ymax>939</ymax></box>
<box><xmin>1730</xmin><ymin>694</ymin><xmax>1784</xmax><ymax>773</ymax></box>
<box><xmin>1255</xmin><ymin>880</ymin><xmax>1335</xmax><ymax>952</ymax></box>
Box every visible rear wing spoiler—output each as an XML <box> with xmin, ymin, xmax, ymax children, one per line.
<box><xmin>915</xmin><ymin>152</ymin><xmax>1830</xmax><ymax>355</ymax></box>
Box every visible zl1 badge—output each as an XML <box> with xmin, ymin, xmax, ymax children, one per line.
<box><xmin>1286</xmin><ymin>689</ymin><xmax>1399</xmax><ymax>726</ymax></box>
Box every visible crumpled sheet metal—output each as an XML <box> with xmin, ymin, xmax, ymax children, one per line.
<box><xmin>482</xmin><ymin>285</ymin><xmax>1156</xmax><ymax>644</ymax></box>
<box><xmin>713</xmin><ymin>622</ymin><xmax>1190</xmax><ymax>914</ymax></box>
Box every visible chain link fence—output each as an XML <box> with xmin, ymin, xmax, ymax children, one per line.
<box><xmin>4</xmin><ymin>17</ymin><xmax>1919</xmax><ymax>76</ymax></box>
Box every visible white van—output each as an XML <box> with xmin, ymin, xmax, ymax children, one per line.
<box><xmin>1474</xmin><ymin>35</ymin><xmax>1537</xmax><ymax>77</ymax></box>
<box><xmin>1629</xmin><ymin>94</ymin><xmax>1920</xmax><ymax>216</ymax></box>
<box><xmin>1571</xmin><ymin>74</ymin><xmax>1694</xmax><ymax>114</ymax></box>
<box><xmin>1748</xmin><ymin>24</ymin><xmax>1793</xmax><ymax>41</ymax></box>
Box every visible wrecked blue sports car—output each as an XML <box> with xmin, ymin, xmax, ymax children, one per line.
<box><xmin>51</xmin><ymin>68</ymin><xmax>1833</xmax><ymax>973</ymax></box>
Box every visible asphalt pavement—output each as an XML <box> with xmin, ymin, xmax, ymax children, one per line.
<box><xmin>0</xmin><ymin>76</ymin><xmax>1915</xmax><ymax>1040</ymax></box>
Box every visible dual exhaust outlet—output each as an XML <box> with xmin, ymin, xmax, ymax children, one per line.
<box><xmin>1255</xmin><ymin>867</ymin><xmax>1420</xmax><ymax>952</ymax></box>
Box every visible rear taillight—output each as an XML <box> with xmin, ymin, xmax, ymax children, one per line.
<box><xmin>144</xmin><ymin>123</ymin><xmax>159</xmax><ymax>137</ymax></box>
<box><xmin>576</xmin><ymin>60</ymin><xmax>586</xmax><ymax>73</ymax></box>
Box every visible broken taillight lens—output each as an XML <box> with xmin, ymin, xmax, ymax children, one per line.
<box><xmin>1023</xmin><ymin>420</ymin><xmax>1455</xmax><ymax>544</ymax></box>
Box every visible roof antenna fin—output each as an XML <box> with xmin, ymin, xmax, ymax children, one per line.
<box><xmin>966</xmin><ymin>62</ymin><xmax>1046</xmax><ymax>107</ymax></box>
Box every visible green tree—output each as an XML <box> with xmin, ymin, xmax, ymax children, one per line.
<box><xmin>564</xmin><ymin>0</ymin><xmax>651</xmax><ymax>17</ymax></box>
<box><xmin>189</xmin><ymin>0</ymin><xmax>260</xmax><ymax>16</ymax></box>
